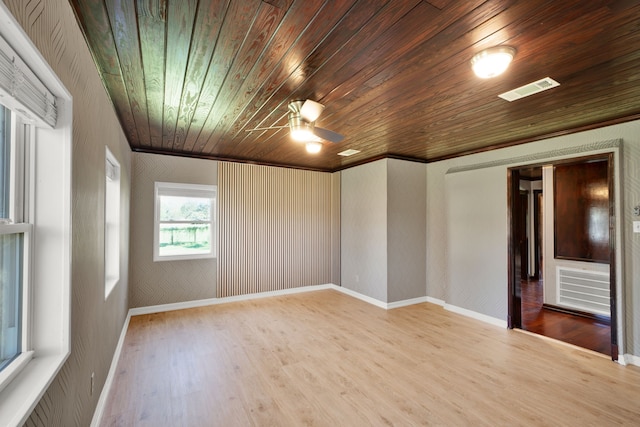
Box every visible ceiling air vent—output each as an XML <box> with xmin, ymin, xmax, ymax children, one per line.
<box><xmin>499</xmin><ymin>77</ymin><xmax>560</xmax><ymax>102</ymax></box>
<box><xmin>338</xmin><ymin>149</ymin><xmax>361</xmax><ymax>157</ymax></box>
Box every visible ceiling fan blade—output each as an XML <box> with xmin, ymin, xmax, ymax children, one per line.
<box><xmin>300</xmin><ymin>99</ymin><xmax>325</xmax><ymax>122</ymax></box>
<box><xmin>313</xmin><ymin>126</ymin><xmax>344</xmax><ymax>143</ymax></box>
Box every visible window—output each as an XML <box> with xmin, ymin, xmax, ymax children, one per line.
<box><xmin>0</xmin><ymin>105</ymin><xmax>30</xmax><ymax>381</ymax></box>
<box><xmin>104</xmin><ymin>147</ymin><xmax>120</xmax><ymax>298</ymax></box>
<box><xmin>154</xmin><ymin>182</ymin><xmax>216</xmax><ymax>261</ymax></box>
<box><xmin>0</xmin><ymin>7</ymin><xmax>71</xmax><ymax>425</ymax></box>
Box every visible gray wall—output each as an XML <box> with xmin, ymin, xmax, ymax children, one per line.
<box><xmin>129</xmin><ymin>152</ymin><xmax>217</xmax><ymax>307</ymax></box>
<box><xmin>445</xmin><ymin>166</ymin><xmax>507</xmax><ymax>319</ymax></box>
<box><xmin>3</xmin><ymin>1</ymin><xmax>132</xmax><ymax>425</ymax></box>
<box><xmin>341</xmin><ymin>159</ymin><xmax>427</xmax><ymax>304</ymax></box>
<box><xmin>427</xmin><ymin>119</ymin><xmax>640</xmax><ymax>358</ymax></box>
<box><xmin>341</xmin><ymin>160</ymin><xmax>388</xmax><ymax>301</ymax></box>
<box><xmin>387</xmin><ymin>159</ymin><xmax>426</xmax><ymax>302</ymax></box>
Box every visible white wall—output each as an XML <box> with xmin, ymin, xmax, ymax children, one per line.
<box><xmin>427</xmin><ymin>119</ymin><xmax>640</xmax><ymax>359</ymax></box>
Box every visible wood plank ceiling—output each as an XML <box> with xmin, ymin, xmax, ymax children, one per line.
<box><xmin>69</xmin><ymin>0</ymin><xmax>640</xmax><ymax>171</ymax></box>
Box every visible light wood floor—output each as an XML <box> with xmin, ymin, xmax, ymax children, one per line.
<box><xmin>100</xmin><ymin>289</ymin><xmax>640</xmax><ymax>426</ymax></box>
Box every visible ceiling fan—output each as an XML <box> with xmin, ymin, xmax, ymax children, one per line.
<box><xmin>246</xmin><ymin>100</ymin><xmax>344</xmax><ymax>152</ymax></box>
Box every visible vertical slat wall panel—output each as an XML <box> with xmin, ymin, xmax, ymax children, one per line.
<box><xmin>218</xmin><ymin>162</ymin><xmax>334</xmax><ymax>297</ymax></box>
<box><xmin>331</xmin><ymin>172</ymin><xmax>341</xmax><ymax>285</ymax></box>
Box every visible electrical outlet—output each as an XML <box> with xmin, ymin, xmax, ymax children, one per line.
<box><xmin>634</xmin><ymin>221</ymin><xmax>640</xmax><ymax>233</ymax></box>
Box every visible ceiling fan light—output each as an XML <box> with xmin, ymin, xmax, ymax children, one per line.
<box><xmin>299</xmin><ymin>99</ymin><xmax>325</xmax><ymax>122</ymax></box>
<box><xmin>290</xmin><ymin>125</ymin><xmax>315</xmax><ymax>142</ymax></box>
<box><xmin>471</xmin><ymin>46</ymin><xmax>515</xmax><ymax>78</ymax></box>
<box><xmin>305</xmin><ymin>141</ymin><xmax>322</xmax><ymax>154</ymax></box>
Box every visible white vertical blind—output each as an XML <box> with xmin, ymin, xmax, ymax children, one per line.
<box><xmin>0</xmin><ymin>35</ymin><xmax>57</xmax><ymax>128</ymax></box>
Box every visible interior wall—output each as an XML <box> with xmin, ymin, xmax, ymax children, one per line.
<box><xmin>3</xmin><ymin>1</ymin><xmax>132</xmax><ymax>425</ymax></box>
<box><xmin>387</xmin><ymin>158</ymin><xmax>427</xmax><ymax>302</ymax></box>
<box><xmin>341</xmin><ymin>159</ymin><xmax>388</xmax><ymax>302</ymax></box>
<box><xmin>445</xmin><ymin>167</ymin><xmax>508</xmax><ymax>319</ymax></box>
<box><xmin>427</xmin><ymin>119</ymin><xmax>640</xmax><ymax>358</ymax></box>
<box><xmin>217</xmin><ymin>161</ymin><xmax>335</xmax><ymax>297</ymax></box>
<box><xmin>129</xmin><ymin>152</ymin><xmax>217</xmax><ymax>307</ymax></box>
<box><xmin>341</xmin><ymin>158</ymin><xmax>427</xmax><ymax>304</ymax></box>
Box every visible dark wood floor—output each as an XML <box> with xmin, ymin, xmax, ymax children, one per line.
<box><xmin>520</xmin><ymin>279</ymin><xmax>611</xmax><ymax>356</ymax></box>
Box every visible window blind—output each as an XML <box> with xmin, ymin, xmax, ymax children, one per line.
<box><xmin>0</xmin><ymin>34</ymin><xmax>57</xmax><ymax>128</ymax></box>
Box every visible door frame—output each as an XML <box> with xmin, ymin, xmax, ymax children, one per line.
<box><xmin>507</xmin><ymin>152</ymin><xmax>619</xmax><ymax>360</ymax></box>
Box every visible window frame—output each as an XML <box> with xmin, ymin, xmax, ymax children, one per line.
<box><xmin>153</xmin><ymin>182</ymin><xmax>216</xmax><ymax>262</ymax></box>
<box><xmin>0</xmin><ymin>110</ymin><xmax>32</xmax><ymax>391</ymax></box>
<box><xmin>104</xmin><ymin>147</ymin><xmax>120</xmax><ymax>298</ymax></box>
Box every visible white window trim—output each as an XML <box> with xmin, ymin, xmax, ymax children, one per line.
<box><xmin>0</xmin><ymin>3</ymin><xmax>72</xmax><ymax>426</ymax></box>
<box><xmin>153</xmin><ymin>181</ymin><xmax>216</xmax><ymax>262</ymax></box>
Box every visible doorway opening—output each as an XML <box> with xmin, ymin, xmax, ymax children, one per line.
<box><xmin>507</xmin><ymin>154</ymin><xmax>617</xmax><ymax>360</ymax></box>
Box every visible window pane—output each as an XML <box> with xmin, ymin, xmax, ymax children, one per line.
<box><xmin>159</xmin><ymin>196</ymin><xmax>210</xmax><ymax>222</ymax></box>
<box><xmin>0</xmin><ymin>106</ymin><xmax>10</xmax><ymax>219</ymax></box>
<box><xmin>104</xmin><ymin>149</ymin><xmax>120</xmax><ymax>297</ymax></box>
<box><xmin>0</xmin><ymin>233</ymin><xmax>22</xmax><ymax>371</ymax></box>
<box><xmin>158</xmin><ymin>223</ymin><xmax>210</xmax><ymax>257</ymax></box>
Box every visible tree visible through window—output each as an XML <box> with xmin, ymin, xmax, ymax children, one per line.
<box><xmin>154</xmin><ymin>182</ymin><xmax>216</xmax><ymax>261</ymax></box>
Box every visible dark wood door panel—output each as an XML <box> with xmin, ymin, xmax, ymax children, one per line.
<box><xmin>554</xmin><ymin>159</ymin><xmax>609</xmax><ymax>263</ymax></box>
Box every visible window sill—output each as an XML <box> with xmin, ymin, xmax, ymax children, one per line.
<box><xmin>105</xmin><ymin>277</ymin><xmax>119</xmax><ymax>299</ymax></box>
<box><xmin>0</xmin><ymin>351</ymin><xmax>69</xmax><ymax>427</ymax></box>
<box><xmin>153</xmin><ymin>253</ymin><xmax>216</xmax><ymax>262</ymax></box>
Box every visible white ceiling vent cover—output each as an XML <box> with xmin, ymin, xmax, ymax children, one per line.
<box><xmin>499</xmin><ymin>77</ymin><xmax>560</xmax><ymax>102</ymax></box>
<box><xmin>338</xmin><ymin>149</ymin><xmax>361</xmax><ymax>157</ymax></box>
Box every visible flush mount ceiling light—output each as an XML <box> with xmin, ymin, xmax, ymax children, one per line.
<box><xmin>471</xmin><ymin>46</ymin><xmax>516</xmax><ymax>78</ymax></box>
<box><xmin>305</xmin><ymin>141</ymin><xmax>322</xmax><ymax>154</ymax></box>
